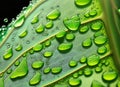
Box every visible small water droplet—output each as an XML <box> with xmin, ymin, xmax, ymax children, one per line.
<box><xmin>26</xmin><ymin>40</ymin><xmax>30</xmax><ymax>44</ymax></box>
<box><xmin>79</xmin><ymin>25</ymin><xmax>89</xmax><ymax>33</ymax></box>
<box><xmin>3</xmin><ymin>48</ymin><xmax>13</xmax><ymax>60</ymax></box>
<box><xmin>94</xmin><ymin>30</ymin><xmax>103</xmax><ymax>37</ymax></box>
<box><xmin>19</xmin><ymin>30</ymin><xmax>28</xmax><ymax>38</ymax></box>
<box><xmin>33</xmin><ymin>44</ymin><xmax>43</xmax><ymax>52</ymax></box>
<box><xmin>35</xmin><ymin>24</ymin><xmax>44</xmax><ymax>33</ymax></box>
<box><xmin>75</xmin><ymin>0</ymin><xmax>92</xmax><ymax>7</ymax></box>
<box><xmin>66</xmin><ymin>33</ymin><xmax>75</xmax><ymax>41</ymax></box>
<box><xmin>68</xmin><ymin>77</ymin><xmax>81</xmax><ymax>86</ymax></box>
<box><xmin>15</xmin><ymin>44</ymin><xmax>22</xmax><ymax>51</ymax></box>
<box><xmin>89</xmin><ymin>10</ymin><xmax>97</xmax><ymax>17</ymax></box>
<box><xmin>97</xmin><ymin>46</ymin><xmax>107</xmax><ymax>54</ymax></box>
<box><xmin>91</xmin><ymin>22</ymin><xmax>102</xmax><ymax>31</ymax></box>
<box><xmin>94</xmin><ymin>36</ymin><xmax>107</xmax><ymax>45</ymax></box>
<box><xmin>43</xmin><ymin>67</ymin><xmax>51</xmax><ymax>74</ymax></box>
<box><xmin>45</xmin><ymin>20</ymin><xmax>54</xmax><ymax>29</ymax></box>
<box><xmin>56</xmin><ymin>30</ymin><xmax>66</xmax><ymax>43</ymax></box>
<box><xmin>95</xmin><ymin>66</ymin><xmax>102</xmax><ymax>73</ymax></box>
<box><xmin>73</xmin><ymin>72</ymin><xmax>79</xmax><ymax>78</ymax></box>
<box><xmin>45</xmin><ymin>40</ymin><xmax>51</xmax><ymax>47</ymax></box>
<box><xmin>69</xmin><ymin>60</ymin><xmax>77</xmax><ymax>67</ymax></box>
<box><xmin>3</xmin><ymin>18</ymin><xmax>8</xmax><ymax>23</ymax></box>
<box><xmin>82</xmin><ymin>38</ymin><xmax>92</xmax><ymax>48</ymax></box>
<box><xmin>32</xmin><ymin>61</ymin><xmax>44</xmax><ymax>69</ymax></box>
<box><xmin>7</xmin><ymin>69</ymin><xmax>12</xmax><ymax>74</ymax></box>
<box><xmin>43</xmin><ymin>51</ymin><xmax>53</xmax><ymax>58</ymax></box>
<box><xmin>51</xmin><ymin>67</ymin><xmax>62</xmax><ymax>74</ymax></box>
<box><xmin>31</xmin><ymin>15</ymin><xmax>39</xmax><ymax>24</ymax></box>
<box><xmin>46</xmin><ymin>9</ymin><xmax>61</xmax><ymax>20</ymax></box>
<box><xmin>80</xmin><ymin>56</ymin><xmax>87</xmax><ymax>63</ymax></box>
<box><xmin>84</xmin><ymin>68</ymin><xmax>93</xmax><ymax>76</ymax></box>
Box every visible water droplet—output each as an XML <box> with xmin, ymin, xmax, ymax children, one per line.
<box><xmin>80</xmin><ymin>56</ymin><xmax>87</xmax><ymax>63</ymax></box>
<box><xmin>75</xmin><ymin>0</ymin><xmax>92</xmax><ymax>7</ymax></box>
<box><xmin>84</xmin><ymin>68</ymin><xmax>93</xmax><ymax>76</ymax></box>
<box><xmin>84</xmin><ymin>13</ymin><xmax>90</xmax><ymax>18</ymax></box>
<box><xmin>29</xmin><ymin>72</ymin><xmax>41</xmax><ymax>85</ymax></box>
<box><xmin>33</xmin><ymin>44</ymin><xmax>43</xmax><ymax>52</ymax></box>
<box><xmin>63</xmin><ymin>15</ymin><xmax>80</xmax><ymax>31</ymax></box>
<box><xmin>10</xmin><ymin>58</ymin><xmax>28</xmax><ymax>79</ymax></box>
<box><xmin>94</xmin><ymin>30</ymin><xmax>103</xmax><ymax>37</ymax></box>
<box><xmin>91</xmin><ymin>22</ymin><xmax>102</xmax><ymax>31</ymax></box>
<box><xmin>87</xmin><ymin>55</ymin><xmax>100</xmax><ymax>66</ymax></box>
<box><xmin>19</xmin><ymin>30</ymin><xmax>28</xmax><ymax>38</ymax></box>
<box><xmin>7</xmin><ymin>69</ymin><xmax>12</xmax><ymax>74</ymax></box>
<box><xmin>51</xmin><ymin>67</ymin><xmax>62</xmax><ymax>74</ymax></box>
<box><xmin>79</xmin><ymin>25</ymin><xmax>89</xmax><ymax>33</ymax></box>
<box><xmin>43</xmin><ymin>67</ymin><xmax>51</xmax><ymax>74</ymax></box>
<box><xmin>102</xmin><ymin>70</ymin><xmax>118</xmax><ymax>82</ymax></box>
<box><xmin>35</xmin><ymin>24</ymin><xmax>44</xmax><ymax>33</ymax></box>
<box><xmin>29</xmin><ymin>49</ymin><xmax>34</xmax><ymax>54</ymax></box>
<box><xmin>3</xmin><ymin>18</ymin><xmax>8</xmax><ymax>23</ymax></box>
<box><xmin>95</xmin><ymin>66</ymin><xmax>102</xmax><ymax>73</ymax></box>
<box><xmin>32</xmin><ymin>61</ymin><xmax>44</xmax><ymax>69</ymax></box>
<box><xmin>26</xmin><ymin>40</ymin><xmax>30</xmax><ymax>44</ymax></box>
<box><xmin>89</xmin><ymin>10</ymin><xmax>97</xmax><ymax>17</ymax></box>
<box><xmin>78</xmin><ymin>70</ymin><xmax>83</xmax><ymax>75</ymax></box>
<box><xmin>91</xmin><ymin>80</ymin><xmax>104</xmax><ymax>87</ymax></box>
<box><xmin>69</xmin><ymin>60</ymin><xmax>77</xmax><ymax>67</ymax></box>
<box><xmin>14</xmin><ymin>15</ymin><xmax>25</xmax><ymax>28</ymax></box>
<box><xmin>14</xmin><ymin>60</ymin><xmax>20</xmax><ymax>66</ymax></box>
<box><xmin>43</xmin><ymin>51</ymin><xmax>53</xmax><ymax>58</ymax></box>
<box><xmin>97</xmin><ymin>46</ymin><xmax>107</xmax><ymax>54</ymax></box>
<box><xmin>58</xmin><ymin>43</ymin><xmax>73</xmax><ymax>53</ymax></box>
<box><xmin>47</xmin><ymin>9</ymin><xmax>61</xmax><ymax>20</ymax></box>
<box><xmin>31</xmin><ymin>15</ymin><xmax>39</xmax><ymax>24</ymax></box>
<box><xmin>94</xmin><ymin>36</ymin><xmax>107</xmax><ymax>45</ymax></box>
<box><xmin>15</xmin><ymin>44</ymin><xmax>22</xmax><ymax>51</ymax></box>
<box><xmin>73</xmin><ymin>72</ymin><xmax>79</xmax><ymax>78</ymax></box>
<box><xmin>3</xmin><ymin>47</ymin><xmax>13</xmax><ymax>60</ymax></box>
<box><xmin>45</xmin><ymin>20</ymin><xmax>54</xmax><ymax>29</ymax></box>
<box><xmin>0</xmin><ymin>77</ymin><xmax>4</xmax><ymax>87</ymax></box>
<box><xmin>82</xmin><ymin>38</ymin><xmax>92</xmax><ymax>48</ymax></box>
<box><xmin>66</xmin><ymin>33</ymin><xmax>75</xmax><ymax>41</ymax></box>
<box><xmin>45</xmin><ymin>40</ymin><xmax>51</xmax><ymax>47</ymax></box>
<box><xmin>105</xmin><ymin>61</ymin><xmax>109</xmax><ymax>66</ymax></box>
<box><xmin>68</xmin><ymin>77</ymin><xmax>81</xmax><ymax>86</ymax></box>
<box><xmin>56</xmin><ymin>30</ymin><xmax>66</xmax><ymax>43</ymax></box>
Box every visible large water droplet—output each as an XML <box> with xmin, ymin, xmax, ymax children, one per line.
<box><xmin>33</xmin><ymin>44</ymin><xmax>43</xmax><ymax>52</ymax></box>
<box><xmin>29</xmin><ymin>72</ymin><xmax>41</xmax><ymax>85</ymax></box>
<box><xmin>68</xmin><ymin>77</ymin><xmax>81</xmax><ymax>86</ymax></box>
<box><xmin>75</xmin><ymin>0</ymin><xmax>92</xmax><ymax>7</ymax></box>
<box><xmin>32</xmin><ymin>61</ymin><xmax>44</xmax><ymax>69</ymax></box>
<box><xmin>7</xmin><ymin>69</ymin><xmax>12</xmax><ymax>74</ymax></box>
<box><xmin>35</xmin><ymin>24</ymin><xmax>44</xmax><ymax>33</ymax></box>
<box><xmin>63</xmin><ymin>15</ymin><xmax>80</xmax><ymax>31</ymax></box>
<box><xmin>3</xmin><ymin>47</ymin><xmax>13</xmax><ymax>60</ymax></box>
<box><xmin>87</xmin><ymin>55</ymin><xmax>100</xmax><ymax>66</ymax></box>
<box><xmin>14</xmin><ymin>15</ymin><xmax>25</xmax><ymax>28</ymax></box>
<box><xmin>58</xmin><ymin>43</ymin><xmax>73</xmax><ymax>53</ymax></box>
<box><xmin>94</xmin><ymin>36</ymin><xmax>107</xmax><ymax>45</ymax></box>
<box><xmin>102</xmin><ymin>70</ymin><xmax>118</xmax><ymax>82</ymax></box>
<box><xmin>51</xmin><ymin>67</ymin><xmax>62</xmax><ymax>74</ymax></box>
<box><xmin>47</xmin><ymin>9</ymin><xmax>61</xmax><ymax>20</ymax></box>
<box><xmin>10</xmin><ymin>58</ymin><xmax>28</xmax><ymax>79</ymax></box>
<box><xmin>19</xmin><ymin>30</ymin><xmax>28</xmax><ymax>38</ymax></box>
<box><xmin>43</xmin><ymin>51</ymin><xmax>53</xmax><ymax>58</ymax></box>
<box><xmin>82</xmin><ymin>38</ymin><xmax>92</xmax><ymax>48</ymax></box>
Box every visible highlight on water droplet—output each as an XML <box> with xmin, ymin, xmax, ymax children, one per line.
<box><xmin>43</xmin><ymin>51</ymin><xmax>53</xmax><ymax>58</ymax></box>
<box><xmin>45</xmin><ymin>20</ymin><xmax>54</xmax><ymax>29</ymax></box>
<box><xmin>29</xmin><ymin>72</ymin><xmax>41</xmax><ymax>85</ymax></box>
<box><xmin>32</xmin><ymin>60</ymin><xmax>44</xmax><ymax>69</ymax></box>
<box><xmin>82</xmin><ymin>38</ymin><xmax>92</xmax><ymax>48</ymax></box>
<box><xmin>69</xmin><ymin>60</ymin><xmax>77</xmax><ymax>67</ymax></box>
<box><xmin>63</xmin><ymin>15</ymin><xmax>80</xmax><ymax>31</ymax></box>
<box><xmin>35</xmin><ymin>24</ymin><xmax>44</xmax><ymax>33</ymax></box>
<box><xmin>33</xmin><ymin>44</ymin><xmax>43</xmax><ymax>52</ymax></box>
<box><xmin>87</xmin><ymin>54</ymin><xmax>100</xmax><ymax>66</ymax></box>
<box><xmin>3</xmin><ymin>47</ymin><xmax>13</xmax><ymax>60</ymax></box>
<box><xmin>14</xmin><ymin>15</ymin><xmax>25</xmax><ymax>28</ymax></box>
<box><xmin>43</xmin><ymin>67</ymin><xmax>51</xmax><ymax>74</ymax></box>
<box><xmin>79</xmin><ymin>25</ymin><xmax>89</xmax><ymax>33</ymax></box>
<box><xmin>66</xmin><ymin>33</ymin><xmax>75</xmax><ymax>41</ymax></box>
<box><xmin>19</xmin><ymin>30</ymin><xmax>28</xmax><ymax>38</ymax></box>
<box><xmin>94</xmin><ymin>36</ymin><xmax>107</xmax><ymax>45</ymax></box>
<box><xmin>58</xmin><ymin>43</ymin><xmax>73</xmax><ymax>53</ymax></box>
<box><xmin>75</xmin><ymin>0</ymin><xmax>92</xmax><ymax>7</ymax></box>
<box><xmin>68</xmin><ymin>77</ymin><xmax>81</xmax><ymax>86</ymax></box>
<box><xmin>15</xmin><ymin>44</ymin><xmax>22</xmax><ymax>51</ymax></box>
<box><xmin>46</xmin><ymin>9</ymin><xmax>61</xmax><ymax>20</ymax></box>
<box><xmin>51</xmin><ymin>67</ymin><xmax>62</xmax><ymax>74</ymax></box>
<box><xmin>10</xmin><ymin>57</ymin><xmax>28</xmax><ymax>79</ymax></box>
<box><xmin>31</xmin><ymin>15</ymin><xmax>39</xmax><ymax>24</ymax></box>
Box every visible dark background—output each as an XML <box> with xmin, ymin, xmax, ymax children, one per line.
<box><xmin>0</xmin><ymin>0</ymin><xmax>30</xmax><ymax>27</ymax></box>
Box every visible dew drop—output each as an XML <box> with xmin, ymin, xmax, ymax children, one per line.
<box><xmin>102</xmin><ymin>70</ymin><xmax>118</xmax><ymax>82</ymax></box>
<box><xmin>91</xmin><ymin>22</ymin><xmax>102</xmax><ymax>31</ymax></box>
<box><xmin>45</xmin><ymin>20</ymin><xmax>54</xmax><ymax>29</ymax></box>
<box><xmin>43</xmin><ymin>67</ymin><xmax>51</xmax><ymax>74</ymax></box>
<box><xmin>89</xmin><ymin>10</ymin><xmax>97</xmax><ymax>17</ymax></box>
<box><xmin>69</xmin><ymin>60</ymin><xmax>77</xmax><ymax>67</ymax></box>
<box><xmin>47</xmin><ymin>9</ymin><xmax>61</xmax><ymax>20</ymax></box>
<box><xmin>84</xmin><ymin>68</ymin><xmax>93</xmax><ymax>76</ymax></box>
<box><xmin>51</xmin><ymin>67</ymin><xmax>62</xmax><ymax>74</ymax></box>
<box><xmin>87</xmin><ymin>55</ymin><xmax>100</xmax><ymax>66</ymax></box>
<box><xmin>56</xmin><ymin>30</ymin><xmax>66</xmax><ymax>43</ymax></box>
<box><xmin>32</xmin><ymin>61</ymin><xmax>44</xmax><ymax>69</ymax></box>
<box><xmin>43</xmin><ymin>51</ymin><xmax>53</xmax><ymax>58</ymax></box>
<box><xmin>78</xmin><ymin>70</ymin><xmax>83</xmax><ymax>75</ymax></box>
<box><xmin>58</xmin><ymin>43</ymin><xmax>73</xmax><ymax>53</ymax></box>
<box><xmin>68</xmin><ymin>77</ymin><xmax>81</xmax><ymax>86</ymax></box>
<box><xmin>15</xmin><ymin>44</ymin><xmax>22</xmax><ymax>51</ymax></box>
<box><xmin>31</xmin><ymin>15</ymin><xmax>39</xmax><ymax>24</ymax></box>
<box><xmin>29</xmin><ymin>72</ymin><xmax>41</xmax><ymax>85</ymax></box>
<box><xmin>75</xmin><ymin>0</ymin><xmax>92</xmax><ymax>7</ymax></box>
<box><xmin>94</xmin><ymin>36</ymin><xmax>107</xmax><ymax>45</ymax></box>
<box><xmin>33</xmin><ymin>44</ymin><xmax>43</xmax><ymax>52</ymax></box>
<box><xmin>14</xmin><ymin>60</ymin><xmax>20</xmax><ymax>66</ymax></box>
<box><xmin>7</xmin><ymin>69</ymin><xmax>12</xmax><ymax>74</ymax></box>
<box><xmin>14</xmin><ymin>15</ymin><xmax>25</xmax><ymax>28</ymax></box>
<box><xmin>80</xmin><ymin>56</ymin><xmax>87</xmax><ymax>63</ymax></box>
<box><xmin>63</xmin><ymin>15</ymin><xmax>80</xmax><ymax>31</ymax></box>
<box><xmin>97</xmin><ymin>46</ymin><xmax>107</xmax><ymax>54</ymax></box>
<box><xmin>82</xmin><ymin>38</ymin><xmax>92</xmax><ymax>48</ymax></box>
<box><xmin>73</xmin><ymin>72</ymin><xmax>79</xmax><ymax>78</ymax></box>
<box><xmin>95</xmin><ymin>66</ymin><xmax>102</xmax><ymax>73</ymax></box>
<box><xmin>3</xmin><ymin>47</ymin><xmax>13</xmax><ymax>60</ymax></box>
<box><xmin>45</xmin><ymin>40</ymin><xmax>51</xmax><ymax>47</ymax></box>
<box><xmin>19</xmin><ymin>30</ymin><xmax>28</xmax><ymax>38</ymax></box>
<box><xmin>66</xmin><ymin>33</ymin><xmax>75</xmax><ymax>41</ymax></box>
<box><xmin>35</xmin><ymin>24</ymin><xmax>44</xmax><ymax>33</ymax></box>
<box><xmin>79</xmin><ymin>25</ymin><xmax>89</xmax><ymax>33</ymax></box>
